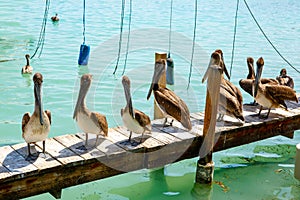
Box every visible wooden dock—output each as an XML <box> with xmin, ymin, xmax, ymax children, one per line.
<box><xmin>1</xmin><ymin>101</ymin><xmax>300</xmax><ymax>199</ymax></box>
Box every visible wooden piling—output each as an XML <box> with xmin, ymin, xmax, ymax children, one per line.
<box><xmin>154</xmin><ymin>52</ymin><xmax>167</xmax><ymax>119</ymax></box>
<box><xmin>195</xmin><ymin>53</ymin><xmax>222</xmax><ymax>184</ymax></box>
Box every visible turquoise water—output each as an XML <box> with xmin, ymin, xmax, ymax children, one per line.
<box><xmin>1</xmin><ymin>0</ymin><xmax>300</xmax><ymax>199</ymax></box>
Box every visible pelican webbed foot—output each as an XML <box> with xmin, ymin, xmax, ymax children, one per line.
<box><xmin>163</xmin><ymin>118</ymin><xmax>174</xmax><ymax>128</ymax></box>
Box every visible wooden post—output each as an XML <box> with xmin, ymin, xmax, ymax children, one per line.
<box><xmin>154</xmin><ymin>52</ymin><xmax>167</xmax><ymax>119</ymax></box>
<box><xmin>195</xmin><ymin>52</ymin><xmax>222</xmax><ymax>184</ymax></box>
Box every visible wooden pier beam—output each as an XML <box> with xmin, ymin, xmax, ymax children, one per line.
<box><xmin>154</xmin><ymin>52</ymin><xmax>167</xmax><ymax>119</ymax></box>
<box><xmin>195</xmin><ymin>53</ymin><xmax>222</xmax><ymax>184</ymax></box>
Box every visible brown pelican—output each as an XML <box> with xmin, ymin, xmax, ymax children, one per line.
<box><xmin>22</xmin><ymin>73</ymin><xmax>51</xmax><ymax>159</ymax></box>
<box><xmin>21</xmin><ymin>54</ymin><xmax>33</xmax><ymax>74</ymax></box>
<box><xmin>239</xmin><ymin>57</ymin><xmax>278</xmax><ymax>103</ymax></box>
<box><xmin>51</xmin><ymin>13</ymin><xmax>59</xmax><ymax>22</ymax></box>
<box><xmin>214</xmin><ymin>50</ymin><xmax>244</xmax><ymax>122</ymax></box>
<box><xmin>147</xmin><ymin>59</ymin><xmax>192</xmax><ymax>130</ymax></box>
<box><xmin>73</xmin><ymin>74</ymin><xmax>108</xmax><ymax>147</ymax></box>
<box><xmin>121</xmin><ymin>76</ymin><xmax>151</xmax><ymax>144</ymax></box>
<box><xmin>276</xmin><ymin>68</ymin><xmax>294</xmax><ymax>89</ymax></box>
<box><xmin>253</xmin><ymin>57</ymin><xmax>298</xmax><ymax>118</ymax></box>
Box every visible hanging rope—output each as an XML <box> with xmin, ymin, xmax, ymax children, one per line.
<box><xmin>82</xmin><ymin>0</ymin><xmax>86</xmax><ymax>44</ymax></box>
<box><xmin>187</xmin><ymin>0</ymin><xmax>198</xmax><ymax>89</ymax></box>
<box><xmin>229</xmin><ymin>0</ymin><xmax>239</xmax><ymax>80</ymax></box>
<box><xmin>31</xmin><ymin>0</ymin><xmax>50</xmax><ymax>59</ymax></box>
<box><xmin>243</xmin><ymin>0</ymin><xmax>300</xmax><ymax>73</ymax></box>
<box><xmin>113</xmin><ymin>0</ymin><xmax>126</xmax><ymax>75</ymax></box>
<box><xmin>122</xmin><ymin>0</ymin><xmax>132</xmax><ymax>75</ymax></box>
<box><xmin>168</xmin><ymin>0</ymin><xmax>173</xmax><ymax>57</ymax></box>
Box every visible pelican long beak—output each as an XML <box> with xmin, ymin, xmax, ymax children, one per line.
<box><xmin>34</xmin><ymin>82</ymin><xmax>44</xmax><ymax>125</ymax></box>
<box><xmin>254</xmin><ymin>59</ymin><xmax>264</xmax><ymax>97</ymax></box>
<box><xmin>122</xmin><ymin>77</ymin><xmax>134</xmax><ymax>117</ymax></box>
<box><xmin>147</xmin><ymin>83</ymin><xmax>154</xmax><ymax>100</ymax></box>
<box><xmin>73</xmin><ymin>76</ymin><xmax>90</xmax><ymax>119</ymax></box>
<box><xmin>223</xmin><ymin>62</ymin><xmax>230</xmax><ymax>80</ymax></box>
<box><xmin>147</xmin><ymin>60</ymin><xmax>165</xmax><ymax>100</ymax></box>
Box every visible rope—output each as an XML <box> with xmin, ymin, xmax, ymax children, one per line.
<box><xmin>243</xmin><ymin>0</ymin><xmax>300</xmax><ymax>73</ymax></box>
<box><xmin>31</xmin><ymin>0</ymin><xmax>50</xmax><ymax>59</ymax></box>
<box><xmin>122</xmin><ymin>0</ymin><xmax>132</xmax><ymax>75</ymax></box>
<box><xmin>187</xmin><ymin>0</ymin><xmax>198</xmax><ymax>89</ymax></box>
<box><xmin>83</xmin><ymin>0</ymin><xmax>86</xmax><ymax>44</ymax></box>
<box><xmin>113</xmin><ymin>0</ymin><xmax>126</xmax><ymax>75</ymax></box>
<box><xmin>168</xmin><ymin>0</ymin><xmax>173</xmax><ymax>56</ymax></box>
<box><xmin>229</xmin><ymin>0</ymin><xmax>239</xmax><ymax>80</ymax></box>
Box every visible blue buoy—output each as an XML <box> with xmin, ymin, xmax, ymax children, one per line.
<box><xmin>166</xmin><ymin>57</ymin><xmax>174</xmax><ymax>85</ymax></box>
<box><xmin>78</xmin><ymin>44</ymin><xmax>90</xmax><ymax>65</ymax></box>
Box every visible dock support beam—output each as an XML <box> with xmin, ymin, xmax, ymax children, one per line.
<box><xmin>154</xmin><ymin>52</ymin><xmax>167</xmax><ymax>119</ymax></box>
<box><xmin>195</xmin><ymin>52</ymin><xmax>222</xmax><ymax>184</ymax></box>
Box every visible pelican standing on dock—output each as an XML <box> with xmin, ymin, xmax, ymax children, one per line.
<box><xmin>21</xmin><ymin>54</ymin><xmax>33</xmax><ymax>74</ymax></box>
<box><xmin>121</xmin><ymin>76</ymin><xmax>151</xmax><ymax>144</ymax></box>
<box><xmin>22</xmin><ymin>73</ymin><xmax>51</xmax><ymax>159</ymax></box>
<box><xmin>253</xmin><ymin>57</ymin><xmax>298</xmax><ymax>118</ymax></box>
<box><xmin>214</xmin><ymin>50</ymin><xmax>244</xmax><ymax>122</ymax></box>
<box><xmin>73</xmin><ymin>74</ymin><xmax>108</xmax><ymax>147</ymax></box>
<box><xmin>239</xmin><ymin>57</ymin><xmax>278</xmax><ymax>104</ymax></box>
<box><xmin>147</xmin><ymin>59</ymin><xmax>192</xmax><ymax>130</ymax></box>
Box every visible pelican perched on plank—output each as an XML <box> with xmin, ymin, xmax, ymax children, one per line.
<box><xmin>214</xmin><ymin>50</ymin><xmax>244</xmax><ymax>122</ymax></box>
<box><xmin>147</xmin><ymin>59</ymin><xmax>192</xmax><ymax>130</ymax></box>
<box><xmin>121</xmin><ymin>76</ymin><xmax>151</xmax><ymax>144</ymax></box>
<box><xmin>21</xmin><ymin>54</ymin><xmax>33</xmax><ymax>74</ymax></box>
<box><xmin>253</xmin><ymin>57</ymin><xmax>298</xmax><ymax>118</ymax></box>
<box><xmin>22</xmin><ymin>73</ymin><xmax>51</xmax><ymax>159</ymax></box>
<box><xmin>239</xmin><ymin>57</ymin><xmax>278</xmax><ymax>104</ymax></box>
<box><xmin>73</xmin><ymin>74</ymin><xmax>108</xmax><ymax>147</ymax></box>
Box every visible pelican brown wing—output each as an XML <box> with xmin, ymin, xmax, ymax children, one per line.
<box><xmin>239</xmin><ymin>79</ymin><xmax>253</xmax><ymax>96</ymax></box>
<box><xmin>91</xmin><ymin>112</ymin><xmax>108</xmax><ymax>136</ymax></box>
<box><xmin>45</xmin><ymin>110</ymin><xmax>52</xmax><ymax>125</ymax></box>
<box><xmin>219</xmin><ymin>84</ymin><xmax>244</xmax><ymax>121</ymax></box>
<box><xmin>22</xmin><ymin>112</ymin><xmax>31</xmax><ymax>133</ymax></box>
<box><xmin>154</xmin><ymin>87</ymin><xmax>192</xmax><ymax>130</ymax></box>
<box><xmin>265</xmin><ymin>85</ymin><xmax>298</xmax><ymax>103</ymax></box>
<box><xmin>134</xmin><ymin>109</ymin><xmax>151</xmax><ymax>128</ymax></box>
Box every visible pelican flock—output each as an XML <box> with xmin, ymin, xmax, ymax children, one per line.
<box><xmin>253</xmin><ymin>57</ymin><xmax>298</xmax><ymax>118</ymax></box>
<box><xmin>147</xmin><ymin>59</ymin><xmax>192</xmax><ymax>130</ymax></box>
<box><xmin>21</xmin><ymin>54</ymin><xmax>33</xmax><ymax>74</ymax></box>
<box><xmin>22</xmin><ymin>73</ymin><xmax>51</xmax><ymax>159</ymax></box>
<box><xmin>18</xmin><ymin>53</ymin><xmax>298</xmax><ymax>159</ymax></box>
<box><xmin>239</xmin><ymin>57</ymin><xmax>278</xmax><ymax>104</ymax></box>
<box><xmin>121</xmin><ymin>76</ymin><xmax>151</xmax><ymax>145</ymax></box>
<box><xmin>73</xmin><ymin>74</ymin><xmax>108</xmax><ymax>147</ymax></box>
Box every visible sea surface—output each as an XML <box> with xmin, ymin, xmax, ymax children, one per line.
<box><xmin>1</xmin><ymin>0</ymin><xmax>300</xmax><ymax>199</ymax></box>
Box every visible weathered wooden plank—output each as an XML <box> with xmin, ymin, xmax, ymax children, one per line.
<box><xmin>54</xmin><ymin>134</ymin><xmax>106</xmax><ymax>161</ymax></box>
<box><xmin>0</xmin><ymin>146</ymin><xmax>38</xmax><ymax>183</ymax></box>
<box><xmin>12</xmin><ymin>143</ymin><xmax>62</xmax><ymax>170</ymax></box>
<box><xmin>35</xmin><ymin>138</ymin><xmax>84</xmax><ymax>166</ymax></box>
<box><xmin>0</xmin><ymin>163</ymin><xmax>12</xmax><ymax>180</ymax></box>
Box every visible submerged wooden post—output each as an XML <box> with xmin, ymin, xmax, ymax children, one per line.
<box><xmin>154</xmin><ymin>52</ymin><xmax>167</xmax><ymax>119</ymax></box>
<box><xmin>196</xmin><ymin>52</ymin><xmax>222</xmax><ymax>184</ymax></box>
